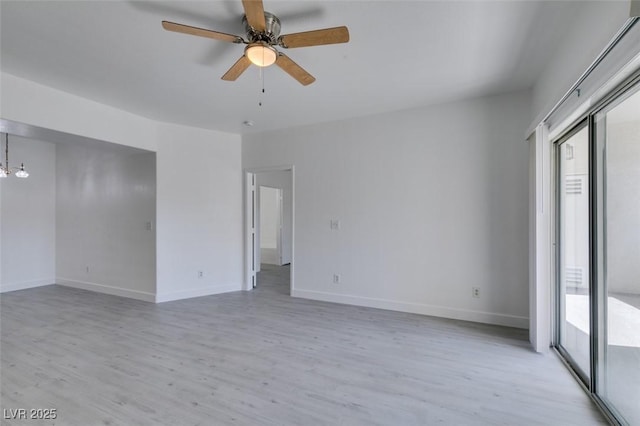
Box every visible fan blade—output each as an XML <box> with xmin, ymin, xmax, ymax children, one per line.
<box><xmin>221</xmin><ymin>55</ymin><xmax>252</xmax><ymax>81</ymax></box>
<box><xmin>162</xmin><ymin>21</ymin><xmax>243</xmax><ymax>43</ymax></box>
<box><xmin>275</xmin><ymin>53</ymin><xmax>315</xmax><ymax>86</ymax></box>
<box><xmin>279</xmin><ymin>26</ymin><xmax>349</xmax><ymax>48</ymax></box>
<box><xmin>242</xmin><ymin>0</ymin><xmax>266</xmax><ymax>32</ymax></box>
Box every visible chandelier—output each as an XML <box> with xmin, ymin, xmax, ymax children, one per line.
<box><xmin>0</xmin><ymin>133</ymin><xmax>29</xmax><ymax>178</ymax></box>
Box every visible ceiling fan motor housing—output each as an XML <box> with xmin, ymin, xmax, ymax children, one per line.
<box><xmin>243</xmin><ymin>11</ymin><xmax>281</xmax><ymax>44</ymax></box>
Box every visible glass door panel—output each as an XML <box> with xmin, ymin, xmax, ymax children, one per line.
<box><xmin>557</xmin><ymin>124</ymin><xmax>591</xmax><ymax>380</ymax></box>
<box><xmin>594</xmin><ymin>84</ymin><xmax>640</xmax><ymax>425</ymax></box>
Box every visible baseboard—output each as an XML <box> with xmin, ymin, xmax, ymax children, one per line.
<box><xmin>292</xmin><ymin>289</ymin><xmax>529</xmax><ymax>329</ymax></box>
<box><xmin>56</xmin><ymin>278</ymin><xmax>156</xmax><ymax>303</ymax></box>
<box><xmin>155</xmin><ymin>283</ymin><xmax>241</xmax><ymax>303</ymax></box>
<box><xmin>0</xmin><ymin>278</ymin><xmax>55</xmax><ymax>293</ymax></box>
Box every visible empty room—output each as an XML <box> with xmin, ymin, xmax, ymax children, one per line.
<box><xmin>1</xmin><ymin>1</ymin><xmax>639</xmax><ymax>425</ymax></box>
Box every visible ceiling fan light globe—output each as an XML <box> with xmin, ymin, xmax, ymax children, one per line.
<box><xmin>245</xmin><ymin>43</ymin><xmax>277</xmax><ymax>67</ymax></box>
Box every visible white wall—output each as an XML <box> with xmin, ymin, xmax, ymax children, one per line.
<box><xmin>260</xmin><ymin>186</ymin><xmax>279</xmax><ymax>249</ymax></box>
<box><xmin>257</xmin><ymin>170</ymin><xmax>293</xmax><ymax>265</ymax></box>
<box><xmin>155</xmin><ymin>123</ymin><xmax>243</xmax><ymax>302</ymax></box>
<box><xmin>607</xmin><ymin>119</ymin><xmax>640</xmax><ymax>294</ymax></box>
<box><xmin>530</xmin><ymin>1</ymin><xmax>630</xmax><ymax>127</ymax></box>
<box><xmin>0</xmin><ymin>136</ymin><xmax>56</xmax><ymax>292</ymax></box>
<box><xmin>243</xmin><ymin>91</ymin><xmax>531</xmax><ymax>328</ymax></box>
<box><xmin>56</xmin><ymin>144</ymin><xmax>156</xmax><ymax>301</ymax></box>
<box><xmin>1</xmin><ymin>73</ymin><xmax>157</xmax><ymax>152</ymax></box>
<box><xmin>259</xmin><ymin>186</ymin><xmax>280</xmax><ymax>265</ymax></box>
<box><xmin>1</xmin><ymin>72</ymin><xmax>244</xmax><ymax>303</ymax></box>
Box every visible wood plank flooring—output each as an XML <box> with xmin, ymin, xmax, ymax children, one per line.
<box><xmin>1</xmin><ymin>265</ymin><xmax>606</xmax><ymax>425</ymax></box>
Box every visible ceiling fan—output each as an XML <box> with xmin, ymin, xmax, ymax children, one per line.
<box><xmin>162</xmin><ymin>0</ymin><xmax>349</xmax><ymax>86</ymax></box>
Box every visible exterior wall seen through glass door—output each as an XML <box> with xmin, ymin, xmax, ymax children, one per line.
<box><xmin>595</xmin><ymin>84</ymin><xmax>640</xmax><ymax>425</ymax></box>
<box><xmin>558</xmin><ymin>125</ymin><xmax>591</xmax><ymax>379</ymax></box>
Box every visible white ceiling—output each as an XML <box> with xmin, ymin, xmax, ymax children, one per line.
<box><xmin>1</xmin><ymin>1</ymin><xmax>579</xmax><ymax>135</ymax></box>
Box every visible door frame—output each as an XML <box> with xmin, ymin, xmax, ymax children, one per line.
<box><xmin>244</xmin><ymin>165</ymin><xmax>295</xmax><ymax>294</ymax></box>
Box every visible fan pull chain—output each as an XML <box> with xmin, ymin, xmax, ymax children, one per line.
<box><xmin>258</xmin><ymin>66</ymin><xmax>265</xmax><ymax>107</ymax></box>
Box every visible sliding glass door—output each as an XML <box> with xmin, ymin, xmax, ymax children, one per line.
<box><xmin>555</xmin><ymin>76</ymin><xmax>640</xmax><ymax>425</ymax></box>
<box><xmin>557</xmin><ymin>123</ymin><xmax>591</xmax><ymax>381</ymax></box>
<box><xmin>593</xmin><ymin>83</ymin><xmax>640</xmax><ymax>425</ymax></box>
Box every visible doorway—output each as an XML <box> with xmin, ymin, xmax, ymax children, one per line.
<box><xmin>244</xmin><ymin>167</ymin><xmax>293</xmax><ymax>294</ymax></box>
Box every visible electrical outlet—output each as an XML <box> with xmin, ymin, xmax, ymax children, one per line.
<box><xmin>333</xmin><ymin>274</ymin><xmax>341</xmax><ymax>284</ymax></box>
<box><xmin>472</xmin><ymin>287</ymin><xmax>480</xmax><ymax>298</ymax></box>
<box><xmin>198</xmin><ymin>271</ymin><xmax>203</xmax><ymax>278</ymax></box>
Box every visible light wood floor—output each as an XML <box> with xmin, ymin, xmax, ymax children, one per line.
<box><xmin>1</xmin><ymin>265</ymin><xmax>606</xmax><ymax>425</ymax></box>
